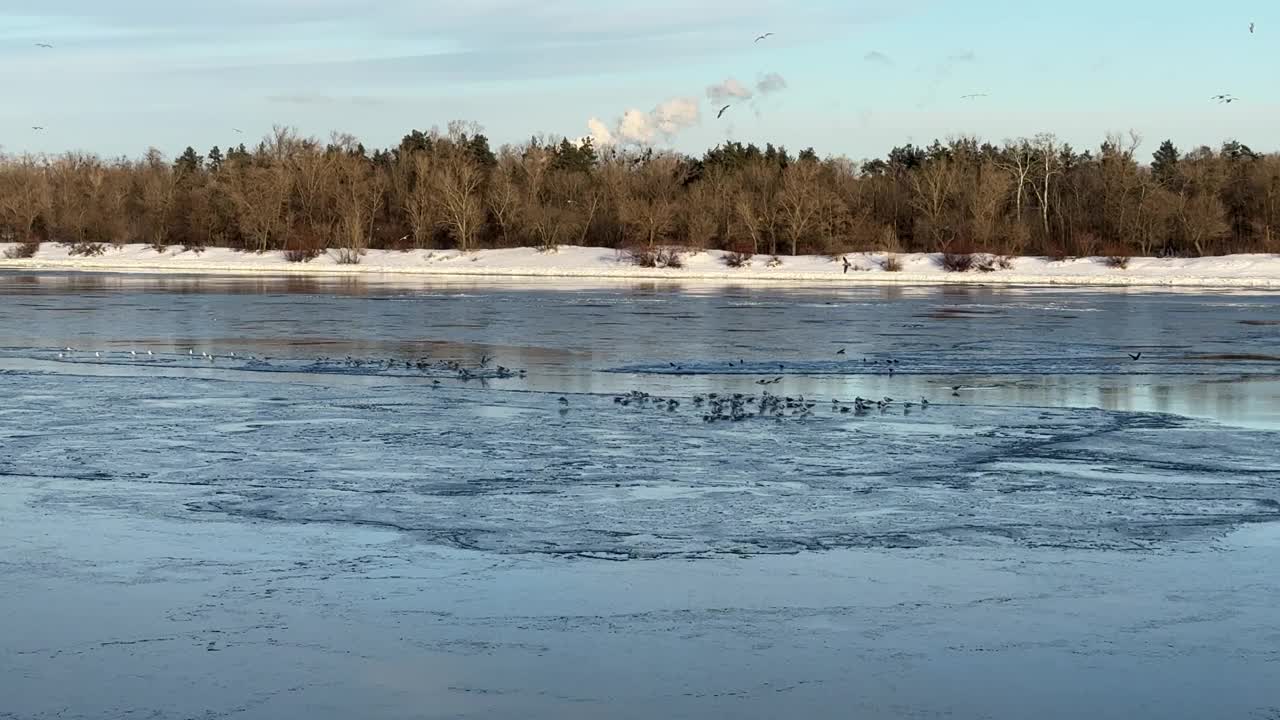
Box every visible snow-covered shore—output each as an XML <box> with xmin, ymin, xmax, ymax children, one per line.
<box><xmin>2</xmin><ymin>243</ymin><xmax>1279</xmax><ymax>288</ymax></box>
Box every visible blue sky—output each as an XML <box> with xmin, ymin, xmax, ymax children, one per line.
<box><xmin>1</xmin><ymin>0</ymin><xmax>1276</xmax><ymax>161</ymax></box>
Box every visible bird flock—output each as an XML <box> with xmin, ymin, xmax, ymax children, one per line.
<box><xmin>25</xmin><ymin>20</ymin><xmax>1259</xmax><ymax>134</ymax></box>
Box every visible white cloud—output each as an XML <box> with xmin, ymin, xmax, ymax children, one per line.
<box><xmin>587</xmin><ymin>96</ymin><xmax>700</xmax><ymax>146</ymax></box>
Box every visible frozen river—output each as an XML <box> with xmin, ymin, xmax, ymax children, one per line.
<box><xmin>2</xmin><ymin>273</ymin><xmax>1279</xmax><ymax>719</ymax></box>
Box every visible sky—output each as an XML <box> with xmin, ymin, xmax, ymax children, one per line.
<box><xmin>1</xmin><ymin>0</ymin><xmax>1277</xmax><ymax>162</ymax></box>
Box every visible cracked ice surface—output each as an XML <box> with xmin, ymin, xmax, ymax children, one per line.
<box><xmin>3</xmin><ymin>371</ymin><xmax>1279</xmax><ymax>558</ymax></box>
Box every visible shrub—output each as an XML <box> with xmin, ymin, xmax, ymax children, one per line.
<box><xmin>625</xmin><ymin>246</ymin><xmax>658</xmax><ymax>267</ymax></box>
<box><xmin>335</xmin><ymin>248</ymin><xmax>364</xmax><ymax>265</ymax></box>
<box><xmin>657</xmin><ymin>247</ymin><xmax>684</xmax><ymax>268</ymax></box>
<box><xmin>182</xmin><ymin>243</ymin><xmax>206</xmax><ymax>255</ymax></box>
<box><xmin>1100</xmin><ymin>241</ymin><xmax>1131</xmax><ymax>269</ymax></box>
<box><xmin>625</xmin><ymin>245</ymin><xmax>684</xmax><ymax>268</ymax></box>
<box><xmin>940</xmin><ymin>252</ymin><xmax>974</xmax><ymax>272</ymax></box>
<box><xmin>880</xmin><ymin>254</ymin><xmax>903</xmax><ymax>272</ymax></box>
<box><xmin>995</xmin><ymin>255</ymin><xmax>1013</xmax><ymax>270</ymax></box>
<box><xmin>766</xmin><ymin>255</ymin><xmax>783</xmax><ymax>268</ymax></box>
<box><xmin>68</xmin><ymin>242</ymin><xmax>107</xmax><ymax>257</ymax></box>
<box><xmin>149</xmin><ymin>240</ymin><xmax>169</xmax><ymax>254</ymax></box>
<box><xmin>3</xmin><ymin>241</ymin><xmax>40</xmax><ymax>259</ymax></box>
<box><xmin>284</xmin><ymin>247</ymin><xmax>322</xmax><ymax>263</ymax></box>
<box><xmin>723</xmin><ymin>251</ymin><xmax>753</xmax><ymax>268</ymax></box>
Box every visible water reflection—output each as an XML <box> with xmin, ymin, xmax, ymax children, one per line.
<box><xmin>2</xmin><ymin>270</ymin><xmax>1279</xmax><ymax>429</ymax></box>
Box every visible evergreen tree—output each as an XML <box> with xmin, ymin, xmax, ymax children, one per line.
<box><xmin>1151</xmin><ymin>140</ymin><xmax>1180</xmax><ymax>186</ymax></box>
<box><xmin>175</xmin><ymin>146</ymin><xmax>203</xmax><ymax>175</ymax></box>
<box><xmin>206</xmin><ymin>146</ymin><xmax>224</xmax><ymax>172</ymax></box>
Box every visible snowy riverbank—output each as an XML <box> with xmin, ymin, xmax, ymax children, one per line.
<box><xmin>3</xmin><ymin>243</ymin><xmax>1280</xmax><ymax>288</ymax></box>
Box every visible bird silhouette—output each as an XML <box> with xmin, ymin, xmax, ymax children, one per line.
<box><xmin>34</xmin><ymin>43</ymin><xmax>53</xmax><ymax>49</ymax></box>
<box><xmin>836</xmin><ymin>348</ymin><xmax>846</xmax><ymax>355</ymax></box>
<box><xmin>1249</xmin><ymin>22</ymin><xmax>1254</xmax><ymax>33</ymax></box>
<box><xmin>1128</xmin><ymin>352</ymin><xmax>1142</xmax><ymax>361</ymax></box>
<box><xmin>960</xmin><ymin>93</ymin><xmax>989</xmax><ymax>99</ymax></box>
<box><xmin>233</xmin><ymin>128</ymin><xmax>244</xmax><ymax>134</ymax></box>
<box><xmin>755</xmin><ymin>32</ymin><xmax>774</xmax><ymax>43</ymax></box>
<box><xmin>1212</xmin><ymin>94</ymin><xmax>1237</xmax><ymax>104</ymax></box>
<box><xmin>31</xmin><ymin>126</ymin><xmax>44</xmax><ymax>131</ymax></box>
<box><xmin>717</xmin><ymin>104</ymin><xmax>731</xmax><ymax>119</ymax></box>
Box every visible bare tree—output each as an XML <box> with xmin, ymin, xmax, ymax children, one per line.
<box><xmin>908</xmin><ymin>157</ymin><xmax>957</xmax><ymax>249</ymax></box>
<box><xmin>970</xmin><ymin>162</ymin><xmax>1011</xmax><ymax>249</ymax></box>
<box><xmin>1029</xmin><ymin>133</ymin><xmax>1063</xmax><ymax>238</ymax></box>
<box><xmin>0</xmin><ymin>156</ymin><xmax>51</xmax><ymax>241</ymax></box>
<box><xmin>433</xmin><ymin>146</ymin><xmax>486</xmax><ymax>251</ymax></box>
<box><xmin>999</xmin><ymin>139</ymin><xmax>1035</xmax><ymax>223</ymax></box>
<box><xmin>777</xmin><ymin>160</ymin><xmax>825</xmax><ymax>255</ymax></box>
<box><xmin>617</xmin><ymin>154</ymin><xmax>685</xmax><ymax>250</ymax></box>
<box><xmin>333</xmin><ymin>154</ymin><xmax>384</xmax><ymax>256</ymax></box>
<box><xmin>230</xmin><ymin>165</ymin><xmax>289</xmax><ymax>253</ymax></box>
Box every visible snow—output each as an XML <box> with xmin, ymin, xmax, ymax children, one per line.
<box><xmin>3</xmin><ymin>242</ymin><xmax>1280</xmax><ymax>287</ymax></box>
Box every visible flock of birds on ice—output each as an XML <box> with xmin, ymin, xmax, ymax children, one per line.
<box><xmin>44</xmin><ymin>344</ymin><xmax>1021</xmax><ymax>426</ymax></box>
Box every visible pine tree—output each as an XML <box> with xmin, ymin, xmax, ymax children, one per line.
<box><xmin>1152</xmin><ymin>140</ymin><xmax>1180</xmax><ymax>187</ymax></box>
<box><xmin>206</xmin><ymin>146</ymin><xmax>224</xmax><ymax>172</ymax></box>
<box><xmin>175</xmin><ymin>146</ymin><xmax>203</xmax><ymax>175</ymax></box>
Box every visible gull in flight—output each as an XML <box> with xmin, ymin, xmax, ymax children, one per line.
<box><xmin>31</xmin><ymin>126</ymin><xmax>44</xmax><ymax>131</ymax></box>
<box><xmin>233</xmin><ymin>128</ymin><xmax>244</xmax><ymax>134</ymax></box>
<box><xmin>35</xmin><ymin>43</ymin><xmax>53</xmax><ymax>49</ymax></box>
<box><xmin>717</xmin><ymin>104</ymin><xmax>731</xmax><ymax>119</ymax></box>
<box><xmin>1212</xmin><ymin>94</ymin><xmax>1237</xmax><ymax>104</ymax></box>
<box><xmin>960</xmin><ymin>93</ymin><xmax>989</xmax><ymax>99</ymax></box>
<box><xmin>755</xmin><ymin>32</ymin><xmax>774</xmax><ymax>43</ymax></box>
<box><xmin>1249</xmin><ymin>22</ymin><xmax>1254</xmax><ymax>33</ymax></box>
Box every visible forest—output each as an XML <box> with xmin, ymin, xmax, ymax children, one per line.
<box><xmin>2</xmin><ymin>122</ymin><xmax>1279</xmax><ymax>262</ymax></box>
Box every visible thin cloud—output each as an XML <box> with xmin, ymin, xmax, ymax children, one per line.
<box><xmin>265</xmin><ymin>93</ymin><xmax>386</xmax><ymax>106</ymax></box>
<box><xmin>863</xmin><ymin>50</ymin><xmax>893</xmax><ymax>66</ymax></box>
<box><xmin>755</xmin><ymin>72</ymin><xmax>787</xmax><ymax>95</ymax></box>
<box><xmin>706</xmin><ymin>78</ymin><xmax>753</xmax><ymax>104</ymax></box>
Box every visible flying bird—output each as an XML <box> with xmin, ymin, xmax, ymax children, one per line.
<box><xmin>233</xmin><ymin>128</ymin><xmax>244</xmax><ymax>134</ymax></box>
<box><xmin>755</xmin><ymin>32</ymin><xmax>774</xmax><ymax>43</ymax></box>
<box><xmin>1249</xmin><ymin>22</ymin><xmax>1254</xmax><ymax>33</ymax></box>
<box><xmin>1128</xmin><ymin>352</ymin><xmax>1143</xmax><ymax>361</ymax></box>
<box><xmin>1212</xmin><ymin>94</ymin><xmax>1237</xmax><ymax>103</ymax></box>
<box><xmin>960</xmin><ymin>93</ymin><xmax>989</xmax><ymax>99</ymax></box>
<box><xmin>717</xmin><ymin>104</ymin><xmax>731</xmax><ymax>119</ymax></box>
<box><xmin>34</xmin><ymin>43</ymin><xmax>53</xmax><ymax>49</ymax></box>
<box><xmin>31</xmin><ymin>126</ymin><xmax>44</xmax><ymax>131</ymax></box>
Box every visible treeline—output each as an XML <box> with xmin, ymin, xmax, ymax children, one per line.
<box><xmin>2</xmin><ymin>122</ymin><xmax>1279</xmax><ymax>259</ymax></box>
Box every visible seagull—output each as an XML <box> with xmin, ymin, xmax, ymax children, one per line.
<box><xmin>31</xmin><ymin>126</ymin><xmax>44</xmax><ymax>131</ymax></box>
<box><xmin>836</xmin><ymin>348</ymin><xmax>846</xmax><ymax>355</ymax></box>
<box><xmin>960</xmin><ymin>93</ymin><xmax>989</xmax><ymax>99</ymax></box>
<box><xmin>34</xmin><ymin>43</ymin><xmax>53</xmax><ymax>49</ymax></box>
<box><xmin>558</xmin><ymin>396</ymin><xmax>569</xmax><ymax>406</ymax></box>
<box><xmin>1212</xmin><ymin>94</ymin><xmax>1237</xmax><ymax>104</ymax></box>
<box><xmin>717</xmin><ymin>104</ymin><xmax>731</xmax><ymax>119</ymax></box>
<box><xmin>1249</xmin><ymin>22</ymin><xmax>1254</xmax><ymax>33</ymax></box>
<box><xmin>233</xmin><ymin>128</ymin><xmax>244</xmax><ymax>134</ymax></box>
<box><xmin>755</xmin><ymin>32</ymin><xmax>774</xmax><ymax>43</ymax></box>
<box><xmin>1128</xmin><ymin>352</ymin><xmax>1142</xmax><ymax>361</ymax></box>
